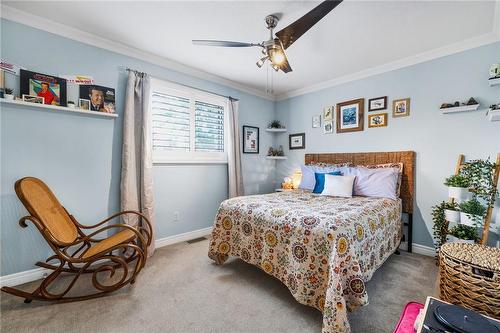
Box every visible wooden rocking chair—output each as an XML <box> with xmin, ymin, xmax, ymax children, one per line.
<box><xmin>1</xmin><ymin>177</ymin><xmax>152</xmax><ymax>303</ymax></box>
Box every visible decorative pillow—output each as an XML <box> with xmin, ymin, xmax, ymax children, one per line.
<box><xmin>299</xmin><ymin>165</ymin><xmax>316</xmax><ymax>191</ymax></box>
<box><xmin>321</xmin><ymin>175</ymin><xmax>356</xmax><ymax>198</ymax></box>
<box><xmin>299</xmin><ymin>165</ymin><xmax>346</xmax><ymax>191</ymax></box>
<box><xmin>313</xmin><ymin>171</ymin><xmax>342</xmax><ymax>194</ymax></box>
<box><xmin>344</xmin><ymin>167</ymin><xmax>399</xmax><ymax>200</ymax></box>
<box><xmin>356</xmin><ymin>162</ymin><xmax>404</xmax><ymax>197</ymax></box>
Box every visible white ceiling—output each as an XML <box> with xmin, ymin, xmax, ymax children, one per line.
<box><xmin>2</xmin><ymin>1</ymin><xmax>498</xmax><ymax>98</ymax></box>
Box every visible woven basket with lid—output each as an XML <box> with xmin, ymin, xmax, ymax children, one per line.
<box><xmin>439</xmin><ymin>242</ymin><xmax>500</xmax><ymax>318</ymax></box>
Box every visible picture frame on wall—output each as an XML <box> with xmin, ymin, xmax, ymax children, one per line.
<box><xmin>368</xmin><ymin>113</ymin><xmax>388</xmax><ymax>128</ymax></box>
<box><xmin>22</xmin><ymin>94</ymin><xmax>44</xmax><ymax>104</ymax></box>
<box><xmin>393</xmin><ymin>98</ymin><xmax>410</xmax><ymax>117</ymax></box>
<box><xmin>243</xmin><ymin>125</ymin><xmax>259</xmax><ymax>154</ymax></box>
<box><xmin>336</xmin><ymin>98</ymin><xmax>364</xmax><ymax>133</ymax></box>
<box><xmin>79</xmin><ymin>98</ymin><xmax>91</xmax><ymax>111</ymax></box>
<box><xmin>312</xmin><ymin>115</ymin><xmax>321</xmax><ymax>128</ymax></box>
<box><xmin>323</xmin><ymin>106</ymin><xmax>334</xmax><ymax>120</ymax></box>
<box><xmin>323</xmin><ymin>120</ymin><xmax>333</xmax><ymax>134</ymax></box>
<box><xmin>79</xmin><ymin>85</ymin><xmax>116</xmax><ymax>113</ymax></box>
<box><xmin>20</xmin><ymin>69</ymin><xmax>67</xmax><ymax>106</ymax></box>
<box><xmin>289</xmin><ymin>133</ymin><xmax>305</xmax><ymax>150</ymax></box>
<box><xmin>368</xmin><ymin>96</ymin><xmax>387</xmax><ymax>111</ymax></box>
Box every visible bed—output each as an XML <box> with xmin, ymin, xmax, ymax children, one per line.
<box><xmin>208</xmin><ymin>151</ymin><xmax>415</xmax><ymax>333</ymax></box>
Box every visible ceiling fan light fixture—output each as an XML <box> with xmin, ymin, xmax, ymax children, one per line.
<box><xmin>269</xmin><ymin>49</ymin><xmax>285</xmax><ymax>65</ymax></box>
<box><xmin>256</xmin><ymin>56</ymin><xmax>268</xmax><ymax>68</ymax></box>
<box><xmin>272</xmin><ymin>64</ymin><xmax>280</xmax><ymax>72</ymax></box>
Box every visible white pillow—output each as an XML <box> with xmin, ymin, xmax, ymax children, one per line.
<box><xmin>321</xmin><ymin>175</ymin><xmax>355</xmax><ymax>198</ymax></box>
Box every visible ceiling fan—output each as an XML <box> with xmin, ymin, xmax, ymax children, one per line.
<box><xmin>192</xmin><ymin>0</ymin><xmax>343</xmax><ymax>73</ymax></box>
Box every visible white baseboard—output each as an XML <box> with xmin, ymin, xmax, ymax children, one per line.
<box><xmin>1</xmin><ymin>227</ymin><xmax>213</xmax><ymax>288</ymax></box>
<box><xmin>155</xmin><ymin>226</ymin><xmax>212</xmax><ymax>248</ymax></box>
<box><xmin>0</xmin><ymin>267</ymin><xmax>50</xmax><ymax>288</ymax></box>
<box><xmin>412</xmin><ymin>243</ymin><xmax>436</xmax><ymax>257</ymax></box>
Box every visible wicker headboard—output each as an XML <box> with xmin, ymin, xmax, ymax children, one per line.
<box><xmin>305</xmin><ymin>151</ymin><xmax>415</xmax><ymax>213</ymax></box>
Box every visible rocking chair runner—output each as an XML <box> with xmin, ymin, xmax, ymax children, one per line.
<box><xmin>1</xmin><ymin>177</ymin><xmax>153</xmax><ymax>303</ymax></box>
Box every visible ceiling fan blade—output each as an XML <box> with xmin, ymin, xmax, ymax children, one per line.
<box><xmin>192</xmin><ymin>40</ymin><xmax>260</xmax><ymax>47</ymax></box>
<box><xmin>276</xmin><ymin>0</ymin><xmax>343</xmax><ymax>50</ymax></box>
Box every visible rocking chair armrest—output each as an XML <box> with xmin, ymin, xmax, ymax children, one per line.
<box><xmin>76</xmin><ymin>211</ymin><xmax>152</xmax><ymax>232</ymax></box>
<box><xmin>19</xmin><ymin>216</ymin><xmax>74</xmax><ymax>247</ymax></box>
<box><xmin>76</xmin><ymin>210</ymin><xmax>153</xmax><ymax>247</ymax></box>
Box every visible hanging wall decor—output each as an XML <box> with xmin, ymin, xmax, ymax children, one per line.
<box><xmin>20</xmin><ymin>69</ymin><xmax>67</xmax><ymax>107</ymax></box>
<box><xmin>336</xmin><ymin>98</ymin><xmax>364</xmax><ymax>133</ymax></box>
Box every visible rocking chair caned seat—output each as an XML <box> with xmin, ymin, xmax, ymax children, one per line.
<box><xmin>0</xmin><ymin>177</ymin><xmax>153</xmax><ymax>303</ymax></box>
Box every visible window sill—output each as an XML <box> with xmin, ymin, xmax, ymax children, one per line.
<box><xmin>153</xmin><ymin>160</ymin><xmax>228</xmax><ymax>165</ymax></box>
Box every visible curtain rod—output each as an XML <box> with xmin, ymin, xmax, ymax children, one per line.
<box><xmin>124</xmin><ymin>67</ymin><xmax>239</xmax><ymax>102</ymax></box>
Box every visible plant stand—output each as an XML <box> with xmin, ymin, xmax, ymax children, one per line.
<box><xmin>452</xmin><ymin>153</ymin><xmax>500</xmax><ymax>245</ymax></box>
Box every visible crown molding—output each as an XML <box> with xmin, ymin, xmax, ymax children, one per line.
<box><xmin>276</xmin><ymin>32</ymin><xmax>500</xmax><ymax>101</ymax></box>
<box><xmin>0</xmin><ymin>5</ymin><xmax>274</xmax><ymax>101</ymax></box>
<box><xmin>2</xmin><ymin>4</ymin><xmax>498</xmax><ymax>102</ymax></box>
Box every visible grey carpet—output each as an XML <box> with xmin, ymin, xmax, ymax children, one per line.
<box><xmin>1</xmin><ymin>239</ymin><xmax>437</xmax><ymax>333</ymax></box>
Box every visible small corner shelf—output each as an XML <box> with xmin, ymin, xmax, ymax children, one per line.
<box><xmin>440</xmin><ymin>103</ymin><xmax>480</xmax><ymax>114</ymax></box>
<box><xmin>0</xmin><ymin>98</ymin><xmax>118</xmax><ymax>119</ymax></box>
<box><xmin>487</xmin><ymin>109</ymin><xmax>500</xmax><ymax>122</ymax></box>
<box><xmin>266</xmin><ymin>156</ymin><xmax>287</xmax><ymax>160</ymax></box>
<box><xmin>266</xmin><ymin>128</ymin><xmax>287</xmax><ymax>133</ymax></box>
<box><xmin>488</xmin><ymin>78</ymin><xmax>500</xmax><ymax>87</ymax></box>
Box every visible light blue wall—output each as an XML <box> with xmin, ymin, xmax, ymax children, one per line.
<box><xmin>0</xmin><ymin>19</ymin><xmax>276</xmax><ymax>275</ymax></box>
<box><xmin>1</xmin><ymin>18</ymin><xmax>498</xmax><ymax>276</ymax></box>
<box><xmin>275</xmin><ymin>42</ymin><xmax>500</xmax><ymax>248</ymax></box>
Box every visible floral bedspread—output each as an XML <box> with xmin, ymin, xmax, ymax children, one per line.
<box><xmin>208</xmin><ymin>190</ymin><xmax>402</xmax><ymax>333</ymax></box>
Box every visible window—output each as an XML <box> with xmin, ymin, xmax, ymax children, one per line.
<box><xmin>150</xmin><ymin>78</ymin><xmax>228</xmax><ymax>163</ymax></box>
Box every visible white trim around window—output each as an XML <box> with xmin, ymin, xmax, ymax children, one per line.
<box><xmin>150</xmin><ymin>78</ymin><xmax>229</xmax><ymax>164</ymax></box>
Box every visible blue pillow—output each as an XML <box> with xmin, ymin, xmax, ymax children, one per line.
<box><xmin>313</xmin><ymin>171</ymin><xmax>342</xmax><ymax>194</ymax></box>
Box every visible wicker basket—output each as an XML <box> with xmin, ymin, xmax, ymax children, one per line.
<box><xmin>439</xmin><ymin>242</ymin><xmax>500</xmax><ymax>318</ymax></box>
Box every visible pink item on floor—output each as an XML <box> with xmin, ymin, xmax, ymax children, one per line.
<box><xmin>392</xmin><ymin>301</ymin><xmax>424</xmax><ymax>333</ymax></box>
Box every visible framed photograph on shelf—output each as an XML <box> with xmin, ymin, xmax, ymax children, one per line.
<box><xmin>323</xmin><ymin>106</ymin><xmax>334</xmax><ymax>121</ymax></box>
<box><xmin>79</xmin><ymin>98</ymin><xmax>90</xmax><ymax>111</ymax></box>
<box><xmin>368</xmin><ymin>96</ymin><xmax>387</xmax><ymax>111</ymax></box>
<box><xmin>20</xmin><ymin>69</ymin><xmax>67</xmax><ymax>106</ymax></box>
<box><xmin>368</xmin><ymin>113</ymin><xmax>388</xmax><ymax>128</ymax></box>
<box><xmin>22</xmin><ymin>94</ymin><xmax>44</xmax><ymax>104</ymax></box>
<box><xmin>336</xmin><ymin>98</ymin><xmax>364</xmax><ymax>133</ymax></box>
<box><xmin>393</xmin><ymin>98</ymin><xmax>410</xmax><ymax>117</ymax></box>
<box><xmin>289</xmin><ymin>133</ymin><xmax>305</xmax><ymax>150</ymax></box>
<box><xmin>243</xmin><ymin>125</ymin><xmax>259</xmax><ymax>154</ymax></box>
<box><xmin>323</xmin><ymin>120</ymin><xmax>333</xmax><ymax>134</ymax></box>
<box><xmin>79</xmin><ymin>85</ymin><xmax>116</xmax><ymax>113</ymax></box>
<box><xmin>312</xmin><ymin>115</ymin><xmax>321</xmax><ymax>128</ymax></box>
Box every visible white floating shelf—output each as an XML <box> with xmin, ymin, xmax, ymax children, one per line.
<box><xmin>489</xmin><ymin>78</ymin><xmax>500</xmax><ymax>86</ymax></box>
<box><xmin>266</xmin><ymin>156</ymin><xmax>287</xmax><ymax>160</ymax></box>
<box><xmin>0</xmin><ymin>98</ymin><xmax>118</xmax><ymax>118</ymax></box>
<box><xmin>440</xmin><ymin>103</ymin><xmax>480</xmax><ymax>114</ymax></box>
<box><xmin>487</xmin><ymin>109</ymin><xmax>500</xmax><ymax>122</ymax></box>
<box><xmin>266</xmin><ymin>128</ymin><xmax>287</xmax><ymax>132</ymax></box>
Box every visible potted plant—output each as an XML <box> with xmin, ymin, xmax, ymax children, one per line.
<box><xmin>443</xmin><ymin>202</ymin><xmax>460</xmax><ymax>224</ymax></box>
<box><xmin>444</xmin><ymin>174</ymin><xmax>470</xmax><ymax>200</ymax></box>
<box><xmin>431</xmin><ymin>201</ymin><xmax>448</xmax><ymax>252</ymax></box>
<box><xmin>3</xmin><ymin>88</ymin><xmax>14</xmax><ymax>100</ymax></box>
<box><xmin>448</xmin><ymin>224</ymin><xmax>477</xmax><ymax>244</ymax></box>
<box><xmin>268</xmin><ymin>120</ymin><xmax>285</xmax><ymax>129</ymax></box>
<box><xmin>459</xmin><ymin>199</ymin><xmax>486</xmax><ymax>227</ymax></box>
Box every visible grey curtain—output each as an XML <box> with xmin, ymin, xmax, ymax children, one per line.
<box><xmin>227</xmin><ymin>99</ymin><xmax>244</xmax><ymax>198</ymax></box>
<box><xmin>120</xmin><ymin>71</ymin><xmax>155</xmax><ymax>256</ymax></box>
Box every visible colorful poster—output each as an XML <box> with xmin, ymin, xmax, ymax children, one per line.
<box><xmin>0</xmin><ymin>59</ymin><xmax>25</xmax><ymax>76</ymax></box>
<box><xmin>60</xmin><ymin>75</ymin><xmax>94</xmax><ymax>85</ymax></box>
